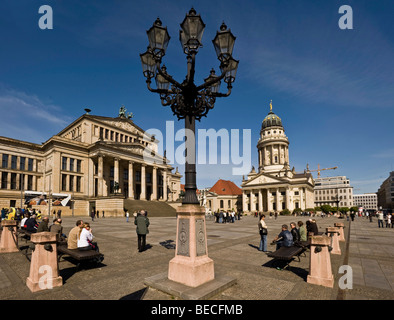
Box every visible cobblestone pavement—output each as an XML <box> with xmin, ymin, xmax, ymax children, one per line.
<box><xmin>0</xmin><ymin>214</ymin><xmax>393</xmax><ymax>300</ymax></box>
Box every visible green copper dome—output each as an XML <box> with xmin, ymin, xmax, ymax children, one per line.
<box><xmin>262</xmin><ymin>109</ymin><xmax>283</xmax><ymax>129</ymax></box>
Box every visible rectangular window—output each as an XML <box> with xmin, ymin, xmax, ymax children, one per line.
<box><xmin>11</xmin><ymin>155</ymin><xmax>17</xmax><ymax>169</ymax></box>
<box><xmin>10</xmin><ymin>173</ymin><xmax>17</xmax><ymax>189</ymax></box>
<box><xmin>76</xmin><ymin>176</ymin><xmax>81</xmax><ymax>192</ymax></box>
<box><xmin>69</xmin><ymin>175</ymin><xmax>74</xmax><ymax>191</ymax></box>
<box><xmin>123</xmin><ymin>169</ymin><xmax>128</xmax><ymax>180</ymax></box>
<box><xmin>62</xmin><ymin>157</ymin><xmax>67</xmax><ymax>171</ymax></box>
<box><xmin>20</xmin><ymin>157</ymin><xmax>26</xmax><ymax>171</ymax></box>
<box><xmin>1</xmin><ymin>172</ymin><xmax>7</xmax><ymax>189</ymax></box>
<box><xmin>110</xmin><ymin>166</ymin><xmax>114</xmax><ymax>178</ymax></box>
<box><xmin>61</xmin><ymin>174</ymin><xmax>67</xmax><ymax>191</ymax></box>
<box><xmin>135</xmin><ymin>171</ymin><xmax>141</xmax><ymax>182</ymax></box>
<box><xmin>146</xmin><ymin>173</ymin><xmax>152</xmax><ymax>183</ymax></box>
<box><xmin>77</xmin><ymin>159</ymin><xmax>82</xmax><ymax>173</ymax></box>
<box><xmin>69</xmin><ymin>158</ymin><xmax>74</xmax><ymax>172</ymax></box>
<box><xmin>28</xmin><ymin>158</ymin><xmax>34</xmax><ymax>171</ymax></box>
<box><xmin>27</xmin><ymin>175</ymin><xmax>33</xmax><ymax>190</ymax></box>
<box><xmin>2</xmin><ymin>154</ymin><xmax>8</xmax><ymax>168</ymax></box>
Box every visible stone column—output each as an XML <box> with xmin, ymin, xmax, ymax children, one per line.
<box><xmin>152</xmin><ymin>166</ymin><xmax>157</xmax><ymax>200</ymax></box>
<box><xmin>0</xmin><ymin>220</ymin><xmax>19</xmax><ymax>253</ymax></box>
<box><xmin>140</xmin><ymin>164</ymin><xmax>146</xmax><ymax>200</ymax></box>
<box><xmin>258</xmin><ymin>189</ymin><xmax>263</xmax><ymax>212</ymax></box>
<box><xmin>285</xmin><ymin>188</ymin><xmax>290</xmax><ymax>210</ymax></box>
<box><xmin>276</xmin><ymin>188</ymin><xmax>280</xmax><ymax>211</ymax></box>
<box><xmin>242</xmin><ymin>191</ymin><xmax>248</xmax><ymax>212</ymax></box>
<box><xmin>128</xmin><ymin>161</ymin><xmax>134</xmax><ymax>199</ymax></box>
<box><xmin>163</xmin><ymin>170</ymin><xmax>167</xmax><ymax>201</ymax></box>
<box><xmin>300</xmin><ymin>188</ymin><xmax>304</xmax><ymax>210</ymax></box>
<box><xmin>307</xmin><ymin>235</ymin><xmax>334</xmax><ymax>288</ymax></box>
<box><xmin>26</xmin><ymin>232</ymin><xmax>62</xmax><ymax>292</ymax></box>
<box><xmin>250</xmin><ymin>190</ymin><xmax>256</xmax><ymax>212</ymax></box>
<box><xmin>267</xmin><ymin>189</ymin><xmax>273</xmax><ymax>212</ymax></box>
<box><xmin>168</xmin><ymin>204</ymin><xmax>214</xmax><ymax>287</ymax></box>
<box><xmin>114</xmin><ymin>158</ymin><xmax>120</xmax><ymax>193</ymax></box>
<box><xmin>98</xmin><ymin>155</ymin><xmax>104</xmax><ymax>197</ymax></box>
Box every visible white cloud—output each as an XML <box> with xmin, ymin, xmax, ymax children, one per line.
<box><xmin>0</xmin><ymin>85</ymin><xmax>72</xmax><ymax>143</ymax></box>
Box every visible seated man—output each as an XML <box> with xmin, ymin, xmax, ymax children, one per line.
<box><xmin>67</xmin><ymin>220</ymin><xmax>84</xmax><ymax>249</ymax></box>
<box><xmin>25</xmin><ymin>214</ymin><xmax>39</xmax><ymax>233</ymax></box>
<box><xmin>50</xmin><ymin>218</ymin><xmax>67</xmax><ymax>241</ymax></box>
<box><xmin>272</xmin><ymin>224</ymin><xmax>294</xmax><ymax>250</ymax></box>
<box><xmin>290</xmin><ymin>222</ymin><xmax>300</xmax><ymax>243</ymax></box>
<box><xmin>36</xmin><ymin>216</ymin><xmax>50</xmax><ymax>233</ymax></box>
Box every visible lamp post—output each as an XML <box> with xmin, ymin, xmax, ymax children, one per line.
<box><xmin>140</xmin><ymin>8</ymin><xmax>238</xmax><ymax>289</ymax></box>
<box><xmin>140</xmin><ymin>8</ymin><xmax>238</xmax><ymax>206</ymax></box>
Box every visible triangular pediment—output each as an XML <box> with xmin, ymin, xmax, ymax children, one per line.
<box><xmin>243</xmin><ymin>173</ymin><xmax>287</xmax><ymax>187</ymax></box>
<box><xmin>94</xmin><ymin>118</ymin><xmax>145</xmax><ymax>136</ymax></box>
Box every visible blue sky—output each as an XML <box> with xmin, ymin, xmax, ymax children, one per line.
<box><xmin>0</xmin><ymin>0</ymin><xmax>393</xmax><ymax>194</ymax></box>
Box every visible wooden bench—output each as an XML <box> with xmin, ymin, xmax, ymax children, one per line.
<box><xmin>267</xmin><ymin>243</ymin><xmax>308</xmax><ymax>270</ymax></box>
<box><xmin>57</xmin><ymin>244</ymin><xmax>104</xmax><ymax>270</ymax></box>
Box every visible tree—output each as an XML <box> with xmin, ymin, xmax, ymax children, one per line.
<box><xmin>281</xmin><ymin>209</ymin><xmax>291</xmax><ymax>215</ymax></box>
<box><xmin>321</xmin><ymin>205</ymin><xmax>332</xmax><ymax>214</ymax></box>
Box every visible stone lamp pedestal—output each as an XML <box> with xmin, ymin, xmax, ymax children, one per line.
<box><xmin>0</xmin><ymin>220</ymin><xmax>19</xmax><ymax>253</ymax></box>
<box><xmin>326</xmin><ymin>227</ymin><xmax>341</xmax><ymax>255</ymax></box>
<box><xmin>26</xmin><ymin>232</ymin><xmax>62</xmax><ymax>292</ymax></box>
<box><xmin>334</xmin><ymin>223</ymin><xmax>345</xmax><ymax>242</ymax></box>
<box><xmin>168</xmin><ymin>204</ymin><xmax>214</xmax><ymax>287</ymax></box>
<box><xmin>307</xmin><ymin>235</ymin><xmax>334</xmax><ymax>288</ymax></box>
<box><xmin>145</xmin><ymin>204</ymin><xmax>236</xmax><ymax>299</ymax></box>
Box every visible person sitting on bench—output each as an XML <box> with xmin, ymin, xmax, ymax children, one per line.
<box><xmin>25</xmin><ymin>214</ymin><xmax>39</xmax><ymax>233</ymax></box>
<box><xmin>67</xmin><ymin>220</ymin><xmax>84</xmax><ymax>249</ymax></box>
<box><xmin>290</xmin><ymin>222</ymin><xmax>300</xmax><ymax>243</ymax></box>
<box><xmin>77</xmin><ymin>223</ymin><xmax>99</xmax><ymax>252</ymax></box>
<box><xmin>272</xmin><ymin>224</ymin><xmax>293</xmax><ymax>250</ymax></box>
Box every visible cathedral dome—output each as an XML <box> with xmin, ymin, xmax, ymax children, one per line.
<box><xmin>261</xmin><ymin>101</ymin><xmax>283</xmax><ymax>129</ymax></box>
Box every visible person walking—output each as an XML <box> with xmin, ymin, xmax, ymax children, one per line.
<box><xmin>135</xmin><ymin>210</ymin><xmax>150</xmax><ymax>252</ymax></box>
<box><xmin>377</xmin><ymin>211</ymin><xmax>384</xmax><ymax>228</ymax></box>
<box><xmin>126</xmin><ymin>210</ymin><xmax>130</xmax><ymax>223</ymax></box>
<box><xmin>386</xmin><ymin>213</ymin><xmax>392</xmax><ymax>228</ymax></box>
<box><xmin>258</xmin><ymin>214</ymin><xmax>268</xmax><ymax>252</ymax></box>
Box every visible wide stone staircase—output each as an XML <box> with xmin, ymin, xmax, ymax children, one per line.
<box><xmin>123</xmin><ymin>199</ymin><xmax>178</xmax><ymax>217</ymax></box>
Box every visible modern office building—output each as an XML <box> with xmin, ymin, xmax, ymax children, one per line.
<box><xmin>353</xmin><ymin>193</ymin><xmax>378</xmax><ymax>211</ymax></box>
<box><xmin>314</xmin><ymin>176</ymin><xmax>354</xmax><ymax>208</ymax></box>
<box><xmin>377</xmin><ymin>171</ymin><xmax>394</xmax><ymax>210</ymax></box>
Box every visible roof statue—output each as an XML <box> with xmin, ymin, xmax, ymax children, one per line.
<box><xmin>270</xmin><ymin>99</ymin><xmax>273</xmax><ymax>112</ymax></box>
<box><xmin>118</xmin><ymin>105</ymin><xmax>134</xmax><ymax>119</ymax></box>
<box><xmin>118</xmin><ymin>105</ymin><xmax>126</xmax><ymax>118</ymax></box>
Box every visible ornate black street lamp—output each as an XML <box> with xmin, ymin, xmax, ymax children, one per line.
<box><xmin>140</xmin><ymin>8</ymin><xmax>239</xmax><ymax>205</ymax></box>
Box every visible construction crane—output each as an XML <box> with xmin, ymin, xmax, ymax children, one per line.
<box><xmin>306</xmin><ymin>163</ymin><xmax>338</xmax><ymax>178</ymax></box>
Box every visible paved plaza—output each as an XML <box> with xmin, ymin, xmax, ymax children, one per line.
<box><xmin>0</xmin><ymin>214</ymin><xmax>394</xmax><ymax>300</ymax></box>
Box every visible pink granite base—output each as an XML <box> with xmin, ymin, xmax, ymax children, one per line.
<box><xmin>168</xmin><ymin>255</ymin><xmax>215</xmax><ymax>287</ymax></box>
<box><xmin>307</xmin><ymin>235</ymin><xmax>334</xmax><ymax>288</ymax></box>
<box><xmin>0</xmin><ymin>220</ymin><xmax>19</xmax><ymax>253</ymax></box>
<box><xmin>167</xmin><ymin>204</ymin><xmax>215</xmax><ymax>288</ymax></box>
<box><xmin>334</xmin><ymin>223</ymin><xmax>345</xmax><ymax>242</ymax></box>
<box><xmin>26</xmin><ymin>232</ymin><xmax>62</xmax><ymax>292</ymax></box>
<box><xmin>326</xmin><ymin>227</ymin><xmax>341</xmax><ymax>255</ymax></box>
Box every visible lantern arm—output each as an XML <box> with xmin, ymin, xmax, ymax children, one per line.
<box><xmin>211</xmin><ymin>85</ymin><xmax>232</xmax><ymax>97</ymax></box>
<box><xmin>146</xmin><ymin>78</ymin><xmax>175</xmax><ymax>95</ymax></box>
<box><xmin>155</xmin><ymin>61</ymin><xmax>182</xmax><ymax>88</ymax></box>
<box><xmin>195</xmin><ymin>65</ymin><xmax>228</xmax><ymax>91</ymax></box>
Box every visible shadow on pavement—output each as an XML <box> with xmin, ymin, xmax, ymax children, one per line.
<box><xmin>119</xmin><ymin>288</ymin><xmax>148</xmax><ymax>300</ymax></box>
